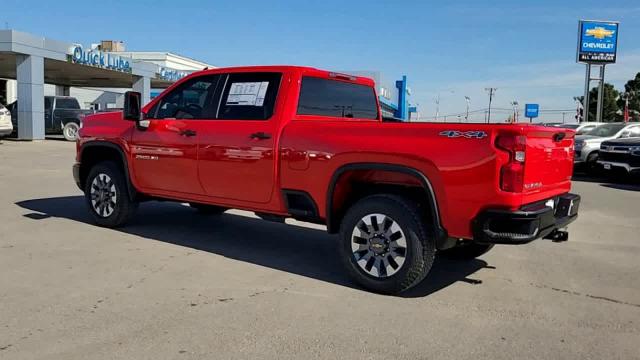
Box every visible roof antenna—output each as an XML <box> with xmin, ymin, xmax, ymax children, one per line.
<box><xmin>203</xmin><ymin>67</ymin><xmax>208</xmax><ymax>70</ymax></box>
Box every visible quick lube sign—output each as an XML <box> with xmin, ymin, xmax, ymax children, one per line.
<box><xmin>70</xmin><ymin>46</ymin><xmax>132</xmax><ymax>72</ymax></box>
<box><xmin>577</xmin><ymin>21</ymin><xmax>619</xmax><ymax>63</ymax></box>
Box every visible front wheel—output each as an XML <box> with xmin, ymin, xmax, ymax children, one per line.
<box><xmin>62</xmin><ymin>122</ymin><xmax>79</xmax><ymax>141</ymax></box>
<box><xmin>84</xmin><ymin>161</ymin><xmax>137</xmax><ymax>227</ymax></box>
<box><xmin>338</xmin><ymin>194</ymin><xmax>435</xmax><ymax>294</ymax></box>
<box><xmin>586</xmin><ymin>152</ymin><xmax>600</xmax><ymax>175</ymax></box>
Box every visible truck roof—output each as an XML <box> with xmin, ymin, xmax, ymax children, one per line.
<box><xmin>188</xmin><ymin>65</ymin><xmax>376</xmax><ymax>87</ymax></box>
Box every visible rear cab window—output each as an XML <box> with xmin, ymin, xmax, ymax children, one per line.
<box><xmin>296</xmin><ymin>75</ymin><xmax>379</xmax><ymax>120</ymax></box>
<box><xmin>55</xmin><ymin>97</ymin><xmax>80</xmax><ymax>109</ymax></box>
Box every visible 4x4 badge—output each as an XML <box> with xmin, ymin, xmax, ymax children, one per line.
<box><xmin>439</xmin><ymin>130</ymin><xmax>488</xmax><ymax>139</ymax></box>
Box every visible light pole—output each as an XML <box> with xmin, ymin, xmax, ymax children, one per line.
<box><xmin>510</xmin><ymin>100</ymin><xmax>519</xmax><ymax>123</ymax></box>
<box><xmin>464</xmin><ymin>96</ymin><xmax>470</xmax><ymax>122</ymax></box>
<box><xmin>485</xmin><ymin>88</ymin><xmax>497</xmax><ymax>123</ymax></box>
<box><xmin>434</xmin><ymin>90</ymin><xmax>454</xmax><ymax>122</ymax></box>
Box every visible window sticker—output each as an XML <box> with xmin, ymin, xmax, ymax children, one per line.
<box><xmin>226</xmin><ymin>82</ymin><xmax>269</xmax><ymax>106</ymax></box>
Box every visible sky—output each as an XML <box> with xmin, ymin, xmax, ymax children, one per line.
<box><xmin>2</xmin><ymin>0</ymin><xmax>640</xmax><ymax>122</ymax></box>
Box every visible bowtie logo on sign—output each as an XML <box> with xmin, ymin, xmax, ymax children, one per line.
<box><xmin>585</xmin><ymin>27</ymin><xmax>615</xmax><ymax>40</ymax></box>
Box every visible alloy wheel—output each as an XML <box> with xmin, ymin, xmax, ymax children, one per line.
<box><xmin>90</xmin><ymin>173</ymin><xmax>117</xmax><ymax>217</ymax></box>
<box><xmin>351</xmin><ymin>213</ymin><xmax>407</xmax><ymax>278</ymax></box>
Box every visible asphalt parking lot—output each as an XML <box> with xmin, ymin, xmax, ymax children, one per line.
<box><xmin>1</xmin><ymin>139</ymin><xmax>639</xmax><ymax>360</ymax></box>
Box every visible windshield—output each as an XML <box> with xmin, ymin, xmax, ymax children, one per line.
<box><xmin>586</xmin><ymin>123</ymin><xmax>625</xmax><ymax>137</ymax></box>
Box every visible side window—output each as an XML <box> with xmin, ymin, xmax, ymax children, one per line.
<box><xmin>216</xmin><ymin>72</ymin><xmax>282</xmax><ymax>120</ymax></box>
<box><xmin>297</xmin><ymin>76</ymin><xmax>379</xmax><ymax>119</ymax></box>
<box><xmin>154</xmin><ymin>76</ymin><xmax>218</xmax><ymax>119</ymax></box>
<box><xmin>44</xmin><ymin>97</ymin><xmax>53</xmax><ymax>111</ymax></box>
<box><xmin>55</xmin><ymin>98</ymin><xmax>80</xmax><ymax>109</ymax></box>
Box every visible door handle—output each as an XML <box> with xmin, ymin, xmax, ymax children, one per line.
<box><xmin>250</xmin><ymin>132</ymin><xmax>271</xmax><ymax>140</ymax></box>
<box><xmin>179</xmin><ymin>129</ymin><xmax>197</xmax><ymax>137</ymax></box>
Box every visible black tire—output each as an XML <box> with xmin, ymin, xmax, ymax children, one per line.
<box><xmin>440</xmin><ymin>242</ymin><xmax>494</xmax><ymax>260</ymax></box>
<box><xmin>338</xmin><ymin>194</ymin><xmax>435</xmax><ymax>295</ymax></box>
<box><xmin>62</xmin><ymin>122</ymin><xmax>79</xmax><ymax>141</ymax></box>
<box><xmin>189</xmin><ymin>203</ymin><xmax>227</xmax><ymax>215</ymax></box>
<box><xmin>586</xmin><ymin>152</ymin><xmax>600</xmax><ymax>175</ymax></box>
<box><xmin>84</xmin><ymin>161</ymin><xmax>137</xmax><ymax>228</ymax></box>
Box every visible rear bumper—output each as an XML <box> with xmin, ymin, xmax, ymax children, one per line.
<box><xmin>0</xmin><ymin>124</ymin><xmax>12</xmax><ymax>135</ymax></box>
<box><xmin>473</xmin><ymin>193</ymin><xmax>580</xmax><ymax>244</ymax></box>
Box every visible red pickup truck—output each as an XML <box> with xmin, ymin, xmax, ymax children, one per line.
<box><xmin>74</xmin><ymin>66</ymin><xmax>580</xmax><ymax>294</ymax></box>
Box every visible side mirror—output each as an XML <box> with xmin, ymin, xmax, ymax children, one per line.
<box><xmin>619</xmin><ymin>131</ymin><xmax>631</xmax><ymax>138</ymax></box>
<box><xmin>123</xmin><ymin>91</ymin><xmax>142</xmax><ymax>121</ymax></box>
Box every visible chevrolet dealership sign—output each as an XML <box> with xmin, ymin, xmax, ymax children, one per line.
<box><xmin>577</xmin><ymin>20</ymin><xmax>619</xmax><ymax>63</ymax></box>
<box><xmin>70</xmin><ymin>46</ymin><xmax>132</xmax><ymax>72</ymax></box>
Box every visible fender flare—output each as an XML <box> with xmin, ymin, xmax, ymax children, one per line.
<box><xmin>79</xmin><ymin>141</ymin><xmax>138</xmax><ymax>199</ymax></box>
<box><xmin>325</xmin><ymin>163</ymin><xmax>446</xmax><ymax>240</ymax></box>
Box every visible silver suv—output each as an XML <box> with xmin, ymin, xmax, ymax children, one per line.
<box><xmin>574</xmin><ymin>123</ymin><xmax>640</xmax><ymax>172</ymax></box>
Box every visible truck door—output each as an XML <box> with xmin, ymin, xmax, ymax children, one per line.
<box><xmin>130</xmin><ymin>75</ymin><xmax>219</xmax><ymax>196</ymax></box>
<box><xmin>195</xmin><ymin>72</ymin><xmax>284</xmax><ymax>204</ymax></box>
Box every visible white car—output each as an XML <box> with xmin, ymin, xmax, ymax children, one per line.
<box><xmin>546</xmin><ymin>122</ymin><xmax>605</xmax><ymax>135</ymax></box>
<box><xmin>574</xmin><ymin>123</ymin><xmax>640</xmax><ymax>172</ymax></box>
<box><xmin>0</xmin><ymin>104</ymin><xmax>13</xmax><ymax>137</ymax></box>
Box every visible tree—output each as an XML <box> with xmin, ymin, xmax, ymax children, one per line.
<box><xmin>617</xmin><ymin>72</ymin><xmax>640</xmax><ymax>121</ymax></box>
<box><xmin>586</xmin><ymin>83</ymin><xmax>619</xmax><ymax>122</ymax></box>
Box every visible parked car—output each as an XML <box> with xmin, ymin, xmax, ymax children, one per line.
<box><xmin>544</xmin><ymin>122</ymin><xmax>604</xmax><ymax>135</ymax></box>
<box><xmin>8</xmin><ymin>96</ymin><xmax>93</xmax><ymax>141</ymax></box>
<box><xmin>574</xmin><ymin>122</ymin><xmax>640</xmax><ymax>173</ymax></box>
<box><xmin>598</xmin><ymin>137</ymin><xmax>640</xmax><ymax>176</ymax></box>
<box><xmin>0</xmin><ymin>103</ymin><xmax>13</xmax><ymax>137</ymax></box>
<box><xmin>73</xmin><ymin>66</ymin><xmax>580</xmax><ymax>294</ymax></box>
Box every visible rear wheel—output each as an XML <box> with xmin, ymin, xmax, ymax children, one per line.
<box><xmin>84</xmin><ymin>161</ymin><xmax>137</xmax><ymax>227</ymax></box>
<box><xmin>338</xmin><ymin>194</ymin><xmax>435</xmax><ymax>294</ymax></box>
<box><xmin>440</xmin><ymin>242</ymin><xmax>494</xmax><ymax>260</ymax></box>
<box><xmin>63</xmin><ymin>122</ymin><xmax>79</xmax><ymax>141</ymax></box>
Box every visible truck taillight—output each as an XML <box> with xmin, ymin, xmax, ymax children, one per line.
<box><xmin>496</xmin><ymin>134</ymin><xmax>526</xmax><ymax>193</ymax></box>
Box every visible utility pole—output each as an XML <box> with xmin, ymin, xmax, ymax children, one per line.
<box><xmin>464</xmin><ymin>96</ymin><xmax>470</xmax><ymax>122</ymax></box>
<box><xmin>485</xmin><ymin>88</ymin><xmax>497</xmax><ymax>123</ymax></box>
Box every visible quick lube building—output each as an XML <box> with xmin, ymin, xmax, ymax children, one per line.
<box><xmin>1</xmin><ymin>29</ymin><xmax>417</xmax><ymax>140</ymax></box>
<box><xmin>0</xmin><ymin>30</ymin><xmax>213</xmax><ymax>140</ymax></box>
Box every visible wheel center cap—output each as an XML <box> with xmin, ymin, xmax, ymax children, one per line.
<box><xmin>369</xmin><ymin>236</ymin><xmax>387</xmax><ymax>255</ymax></box>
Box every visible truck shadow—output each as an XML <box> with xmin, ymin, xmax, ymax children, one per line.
<box><xmin>15</xmin><ymin>196</ymin><xmax>489</xmax><ymax>298</ymax></box>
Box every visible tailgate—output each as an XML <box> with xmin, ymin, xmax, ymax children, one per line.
<box><xmin>522</xmin><ymin>126</ymin><xmax>574</xmax><ymax>196</ymax></box>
